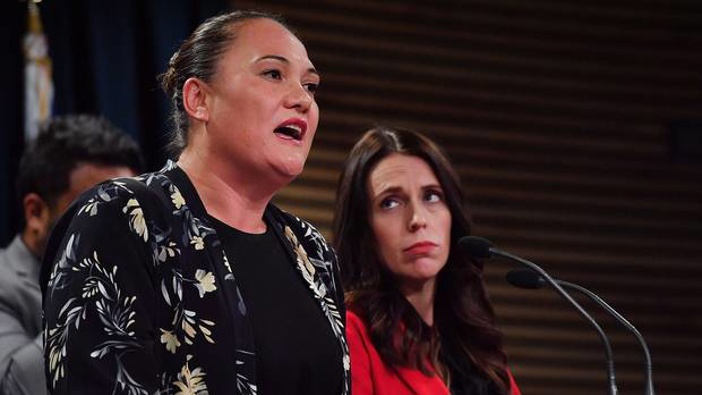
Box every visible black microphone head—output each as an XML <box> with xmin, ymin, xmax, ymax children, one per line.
<box><xmin>457</xmin><ymin>236</ymin><xmax>494</xmax><ymax>258</ymax></box>
<box><xmin>506</xmin><ymin>268</ymin><xmax>546</xmax><ymax>289</ymax></box>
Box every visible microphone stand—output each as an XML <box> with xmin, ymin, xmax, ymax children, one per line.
<box><xmin>491</xmin><ymin>247</ymin><xmax>620</xmax><ymax>395</ymax></box>
<box><xmin>558</xmin><ymin>280</ymin><xmax>654</xmax><ymax>395</ymax></box>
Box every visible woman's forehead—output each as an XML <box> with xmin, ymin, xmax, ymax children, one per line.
<box><xmin>229</xmin><ymin>18</ymin><xmax>310</xmax><ymax>63</ymax></box>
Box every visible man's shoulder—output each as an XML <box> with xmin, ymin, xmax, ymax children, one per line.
<box><xmin>0</xmin><ymin>255</ymin><xmax>21</xmax><ymax>286</ymax></box>
<box><xmin>0</xmin><ymin>237</ymin><xmax>37</xmax><ymax>280</ymax></box>
<box><xmin>0</xmin><ymin>243</ymin><xmax>38</xmax><ymax>304</ymax></box>
<box><xmin>0</xmin><ymin>243</ymin><xmax>10</xmax><ymax>267</ymax></box>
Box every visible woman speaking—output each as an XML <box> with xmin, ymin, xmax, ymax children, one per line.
<box><xmin>42</xmin><ymin>10</ymin><xmax>349</xmax><ymax>395</ymax></box>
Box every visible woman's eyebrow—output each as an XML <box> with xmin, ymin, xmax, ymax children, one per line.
<box><xmin>257</xmin><ymin>54</ymin><xmax>288</xmax><ymax>63</ymax></box>
<box><xmin>256</xmin><ymin>55</ymin><xmax>320</xmax><ymax>77</ymax></box>
<box><xmin>374</xmin><ymin>185</ymin><xmax>403</xmax><ymax>197</ymax></box>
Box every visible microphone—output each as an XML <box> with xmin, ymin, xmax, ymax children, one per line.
<box><xmin>505</xmin><ymin>267</ymin><xmax>546</xmax><ymax>289</ymax></box>
<box><xmin>458</xmin><ymin>236</ymin><xmax>619</xmax><ymax>395</ymax></box>
<box><xmin>507</xmin><ymin>268</ymin><xmax>655</xmax><ymax>395</ymax></box>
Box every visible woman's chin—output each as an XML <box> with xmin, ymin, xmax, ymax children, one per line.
<box><xmin>271</xmin><ymin>159</ymin><xmax>306</xmax><ymax>181</ymax></box>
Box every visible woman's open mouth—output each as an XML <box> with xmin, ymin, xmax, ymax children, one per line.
<box><xmin>274</xmin><ymin>119</ymin><xmax>307</xmax><ymax>141</ymax></box>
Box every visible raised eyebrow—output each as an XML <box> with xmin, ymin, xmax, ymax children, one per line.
<box><xmin>256</xmin><ymin>55</ymin><xmax>320</xmax><ymax>78</ymax></box>
<box><xmin>257</xmin><ymin>54</ymin><xmax>287</xmax><ymax>62</ymax></box>
<box><xmin>373</xmin><ymin>185</ymin><xmax>403</xmax><ymax>199</ymax></box>
<box><xmin>422</xmin><ymin>183</ymin><xmax>443</xmax><ymax>191</ymax></box>
<box><xmin>308</xmin><ymin>67</ymin><xmax>321</xmax><ymax>79</ymax></box>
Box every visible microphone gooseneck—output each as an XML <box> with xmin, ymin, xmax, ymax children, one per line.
<box><xmin>559</xmin><ymin>280</ymin><xmax>655</xmax><ymax>395</ymax></box>
<box><xmin>459</xmin><ymin>236</ymin><xmax>619</xmax><ymax>395</ymax></box>
<box><xmin>505</xmin><ymin>268</ymin><xmax>546</xmax><ymax>289</ymax></box>
<box><xmin>507</xmin><ymin>268</ymin><xmax>654</xmax><ymax>395</ymax></box>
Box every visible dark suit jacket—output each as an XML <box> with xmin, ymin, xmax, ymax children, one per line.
<box><xmin>0</xmin><ymin>236</ymin><xmax>47</xmax><ymax>395</ymax></box>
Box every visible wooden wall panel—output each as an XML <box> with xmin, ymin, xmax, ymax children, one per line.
<box><xmin>233</xmin><ymin>1</ymin><xmax>702</xmax><ymax>394</ymax></box>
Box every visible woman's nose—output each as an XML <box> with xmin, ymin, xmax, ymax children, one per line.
<box><xmin>408</xmin><ymin>206</ymin><xmax>428</xmax><ymax>232</ymax></box>
<box><xmin>284</xmin><ymin>83</ymin><xmax>312</xmax><ymax>112</ymax></box>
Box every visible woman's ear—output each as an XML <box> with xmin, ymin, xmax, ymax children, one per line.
<box><xmin>182</xmin><ymin>77</ymin><xmax>210</xmax><ymax>122</ymax></box>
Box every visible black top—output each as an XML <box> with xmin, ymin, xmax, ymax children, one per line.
<box><xmin>441</xmin><ymin>335</ymin><xmax>502</xmax><ymax>395</ymax></box>
<box><xmin>209</xmin><ymin>215</ymin><xmax>343</xmax><ymax>395</ymax></box>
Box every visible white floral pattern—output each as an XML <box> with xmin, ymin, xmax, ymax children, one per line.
<box><xmin>283</xmin><ymin>220</ymin><xmax>351</xmax><ymax>395</ymax></box>
<box><xmin>194</xmin><ymin>269</ymin><xmax>217</xmax><ymax>297</ymax></box>
<box><xmin>160</xmin><ymin>329</ymin><xmax>181</xmax><ymax>354</ymax></box>
<box><xmin>123</xmin><ymin>198</ymin><xmax>148</xmax><ymax>241</ymax></box>
<box><xmin>43</xmin><ymin>161</ymin><xmax>349</xmax><ymax>395</ymax></box>
<box><xmin>173</xmin><ymin>355</ymin><xmax>208</xmax><ymax>395</ymax></box>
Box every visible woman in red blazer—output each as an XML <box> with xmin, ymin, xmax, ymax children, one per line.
<box><xmin>334</xmin><ymin>126</ymin><xmax>521</xmax><ymax>395</ymax></box>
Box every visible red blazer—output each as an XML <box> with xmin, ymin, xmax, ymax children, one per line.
<box><xmin>346</xmin><ymin>311</ymin><xmax>521</xmax><ymax>395</ymax></box>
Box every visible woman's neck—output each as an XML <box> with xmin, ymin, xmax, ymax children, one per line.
<box><xmin>178</xmin><ymin>149</ymin><xmax>278</xmax><ymax>234</ymax></box>
<box><xmin>401</xmin><ymin>278</ymin><xmax>437</xmax><ymax>326</ymax></box>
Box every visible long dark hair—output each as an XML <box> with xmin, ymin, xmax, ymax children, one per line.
<box><xmin>333</xmin><ymin>126</ymin><xmax>510</xmax><ymax>392</ymax></box>
<box><xmin>159</xmin><ymin>10</ymin><xmax>290</xmax><ymax>157</ymax></box>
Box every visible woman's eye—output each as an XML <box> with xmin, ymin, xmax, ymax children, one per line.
<box><xmin>304</xmin><ymin>82</ymin><xmax>319</xmax><ymax>94</ymax></box>
<box><xmin>425</xmin><ymin>190</ymin><xmax>443</xmax><ymax>203</ymax></box>
<box><xmin>263</xmin><ymin>69</ymin><xmax>282</xmax><ymax>80</ymax></box>
<box><xmin>379</xmin><ymin>198</ymin><xmax>400</xmax><ymax>210</ymax></box>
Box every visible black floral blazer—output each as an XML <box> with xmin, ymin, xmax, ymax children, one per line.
<box><xmin>41</xmin><ymin>161</ymin><xmax>350</xmax><ymax>395</ymax></box>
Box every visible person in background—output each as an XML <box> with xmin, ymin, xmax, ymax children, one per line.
<box><xmin>0</xmin><ymin>114</ymin><xmax>143</xmax><ymax>395</ymax></box>
<box><xmin>333</xmin><ymin>126</ymin><xmax>521</xmax><ymax>395</ymax></box>
<box><xmin>41</xmin><ymin>10</ymin><xmax>349</xmax><ymax>395</ymax></box>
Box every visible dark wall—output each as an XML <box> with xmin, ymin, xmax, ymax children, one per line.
<box><xmin>230</xmin><ymin>1</ymin><xmax>701</xmax><ymax>395</ymax></box>
<box><xmin>0</xmin><ymin>0</ymin><xmax>28</xmax><ymax>245</ymax></box>
<box><xmin>1</xmin><ymin>1</ymin><xmax>701</xmax><ymax>394</ymax></box>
